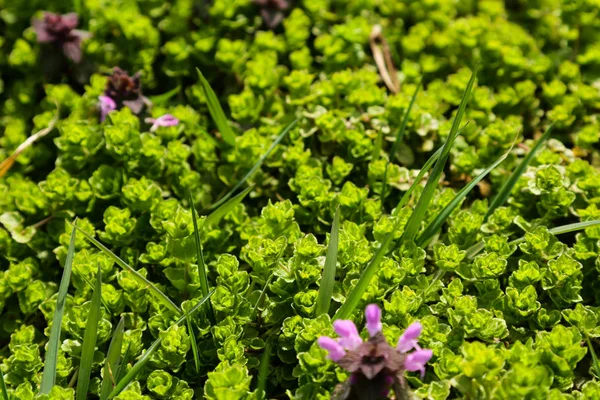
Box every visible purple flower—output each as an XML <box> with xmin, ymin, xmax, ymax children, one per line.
<box><xmin>404</xmin><ymin>349</ymin><xmax>433</xmax><ymax>378</ymax></box>
<box><xmin>145</xmin><ymin>114</ymin><xmax>179</xmax><ymax>132</ymax></box>
<box><xmin>98</xmin><ymin>96</ymin><xmax>116</xmax><ymax>122</ymax></box>
<box><xmin>103</xmin><ymin>67</ymin><xmax>151</xmax><ymax>115</ymax></box>
<box><xmin>397</xmin><ymin>322</ymin><xmax>423</xmax><ymax>353</ymax></box>
<box><xmin>32</xmin><ymin>12</ymin><xmax>91</xmax><ymax>63</ymax></box>
<box><xmin>253</xmin><ymin>0</ymin><xmax>290</xmax><ymax>28</ymax></box>
<box><xmin>365</xmin><ymin>304</ymin><xmax>382</xmax><ymax>337</ymax></box>
<box><xmin>333</xmin><ymin>320</ymin><xmax>362</xmax><ymax>350</ymax></box>
<box><xmin>318</xmin><ymin>304</ymin><xmax>432</xmax><ymax>400</ymax></box>
<box><xmin>317</xmin><ymin>337</ymin><xmax>345</xmax><ymax>362</ymax></box>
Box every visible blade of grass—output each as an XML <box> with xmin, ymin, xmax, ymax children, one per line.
<box><xmin>509</xmin><ymin>220</ymin><xmax>600</xmax><ymax>246</ymax></box>
<box><xmin>72</xmin><ymin>224</ymin><xmax>181</xmax><ymax>315</ymax></box>
<box><xmin>99</xmin><ymin>317</ymin><xmax>124</xmax><ymax>400</ymax></box>
<box><xmin>585</xmin><ymin>334</ymin><xmax>600</xmax><ymax>378</ymax></box>
<box><xmin>0</xmin><ymin>368</ymin><xmax>8</xmax><ymax>400</ymax></box>
<box><xmin>315</xmin><ymin>207</ymin><xmax>340</xmax><ymax>316</ymax></box>
<box><xmin>107</xmin><ymin>289</ymin><xmax>215</xmax><ymax>400</ymax></box>
<box><xmin>76</xmin><ymin>266</ymin><xmax>102</xmax><ymax>400</ymax></box>
<box><xmin>256</xmin><ymin>338</ymin><xmax>273</xmax><ymax>399</ymax></box>
<box><xmin>416</xmin><ymin>143</ymin><xmax>513</xmax><ymax>246</ymax></box>
<box><xmin>334</xmin><ymin>221</ymin><xmax>397</xmax><ymax>320</ymax></box>
<box><xmin>79</xmin><ymin>271</ymin><xmax>111</xmax><ymax>311</ymax></box>
<box><xmin>334</xmin><ymin>65</ymin><xmax>479</xmax><ymax>321</ymax></box>
<box><xmin>401</xmin><ymin>63</ymin><xmax>479</xmax><ymax>243</ymax></box>
<box><xmin>392</xmin><ymin>145</ymin><xmax>443</xmax><ymax>215</ymax></box>
<box><xmin>115</xmin><ymin>343</ymin><xmax>131</xmax><ymax>384</ymax></box>
<box><xmin>381</xmin><ymin>80</ymin><xmax>421</xmax><ymax>205</ymax></box>
<box><xmin>209</xmin><ymin>119</ymin><xmax>298</xmax><ymax>210</ymax></box>
<box><xmin>185</xmin><ymin>317</ymin><xmax>201</xmax><ymax>374</ymax></box>
<box><xmin>484</xmin><ymin>123</ymin><xmax>554</xmax><ymax>221</ymax></box>
<box><xmin>189</xmin><ymin>190</ymin><xmax>214</xmax><ymax>321</ymax></box>
<box><xmin>148</xmin><ymin>85</ymin><xmax>181</xmax><ymax>107</ymax></box>
<box><xmin>196</xmin><ymin>68</ymin><xmax>236</xmax><ymax>146</ymax></box>
<box><xmin>40</xmin><ymin>221</ymin><xmax>78</xmax><ymax>394</ymax></box>
<box><xmin>205</xmin><ymin>186</ymin><xmax>254</xmax><ymax>227</ymax></box>
<box><xmin>466</xmin><ymin>219</ymin><xmax>600</xmax><ymax>260</ymax></box>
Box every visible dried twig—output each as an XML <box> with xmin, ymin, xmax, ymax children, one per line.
<box><xmin>0</xmin><ymin>104</ymin><xmax>60</xmax><ymax>178</ymax></box>
<box><xmin>370</xmin><ymin>25</ymin><xmax>400</xmax><ymax>93</ymax></box>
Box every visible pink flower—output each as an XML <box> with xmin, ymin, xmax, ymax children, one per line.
<box><xmin>333</xmin><ymin>320</ymin><xmax>362</xmax><ymax>350</ymax></box>
<box><xmin>317</xmin><ymin>304</ymin><xmax>433</xmax><ymax>398</ymax></box>
<box><xmin>365</xmin><ymin>304</ymin><xmax>382</xmax><ymax>337</ymax></box>
<box><xmin>145</xmin><ymin>114</ymin><xmax>179</xmax><ymax>132</ymax></box>
<box><xmin>98</xmin><ymin>96</ymin><xmax>116</xmax><ymax>122</ymax></box>
<box><xmin>317</xmin><ymin>336</ymin><xmax>345</xmax><ymax>362</ymax></box>
<box><xmin>397</xmin><ymin>322</ymin><xmax>423</xmax><ymax>353</ymax></box>
<box><xmin>404</xmin><ymin>349</ymin><xmax>433</xmax><ymax>378</ymax></box>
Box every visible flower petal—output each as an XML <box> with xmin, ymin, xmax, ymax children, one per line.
<box><xmin>149</xmin><ymin>114</ymin><xmax>179</xmax><ymax>131</ymax></box>
<box><xmin>397</xmin><ymin>322</ymin><xmax>423</xmax><ymax>353</ymax></box>
<box><xmin>318</xmin><ymin>336</ymin><xmax>346</xmax><ymax>362</ymax></box>
<box><xmin>365</xmin><ymin>304</ymin><xmax>382</xmax><ymax>337</ymax></box>
<box><xmin>333</xmin><ymin>320</ymin><xmax>362</xmax><ymax>350</ymax></box>
<box><xmin>404</xmin><ymin>349</ymin><xmax>433</xmax><ymax>378</ymax></box>
<box><xmin>98</xmin><ymin>96</ymin><xmax>117</xmax><ymax>122</ymax></box>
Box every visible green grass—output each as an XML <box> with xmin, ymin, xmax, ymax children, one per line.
<box><xmin>401</xmin><ymin>63</ymin><xmax>479</xmax><ymax>243</ymax></box>
<box><xmin>197</xmin><ymin>69</ymin><xmax>237</xmax><ymax>146</ymax></box>
<box><xmin>0</xmin><ymin>368</ymin><xmax>8</xmax><ymax>400</ymax></box>
<box><xmin>40</xmin><ymin>221</ymin><xmax>78</xmax><ymax>394</ymax></box>
<box><xmin>315</xmin><ymin>207</ymin><xmax>340</xmax><ymax>316</ymax></box>
<box><xmin>416</xmin><ymin>140</ymin><xmax>514</xmax><ymax>246</ymax></box>
<box><xmin>73</xmin><ymin>224</ymin><xmax>182</xmax><ymax>315</ymax></box>
<box><xmin>76</xmin><ymin>266</ymin><xmax>102</xmax><ymax>400</ymax></box>
<box><xmin>99</xmin><ymin>317</ymin><xmax>124</xmax><ymax>400</ymax></box>
<box><xmin>484</xmin><ymin>123</ymin><xmax>554</xmax><ymax>221</ymax></box>
<box><xmin>334</xmin><ymin>65</ymin><xmax>479</xmax><ymax>320</ymax></box>
<box><xmin>209</xmin><ymin>119</ymin><xmax>298</xmax><ymax>210</ymax></box>
<box><xmin>381</xmin><ymin>80</ymin><xmax>421</xmax><ymax>206</ymax></box>
<box><xmin>106</xmin><ymin>289</ymin><xmax>215</xmax><ymax>399</ymax></box>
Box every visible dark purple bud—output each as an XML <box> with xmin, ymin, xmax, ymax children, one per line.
<box><xmin>104</xmin><ymin>67</ymin><xmax>151</xmax><ymax>115</ymax></box>
<box><xmin>32</xmin><ymin>12</ymin><xmax>90</xmax><ymax>63</ymax></box>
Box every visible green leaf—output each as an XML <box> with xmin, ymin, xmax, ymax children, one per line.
<box><xmin>205</xmin><ymin>186</ymin><xmax>254</xmax><ymax>227</ymax></box>
<box><xmin>73</xmin><ymin>223</ymin><xmax>182</xmax><ymax>315</ymax></box>
<box><xmin>196</xmin><ymin>69</ymin><xmax>236</xmax><ymax>146</ymax></box>
<box><xmin>189</xmin><ymin>190</ymin><xmax>214</xmax><ymax>321</ymax></box>
<box><xmin>401</xmin><ymin>63</ymin><xmax>479</xmax><ymax>242</ymax></box>
<box><xmin>0</xmin><ymin>367</ymin><xmax>8</xmax><ymax>400</ymax></box>
<box><xmin>315</xmin><ymin>207</ymin><xmax>340</xmax><ymax>316</ymax></box>
<box><xmin>148</xmin><ymin>86</ymin><xmax>181</xmax><ymax>107</ymax></box>
<box><xmin>40</xmin><ymin>221</ymin><xmax>78</xmax><ymax>394</ymax></box>
<box><xmin>107</xmin><ymin>290</ymin><xmax>215</xmax><ymax>400</ymax></box>
<box><xmin>256</xmin><ymin>338</ymin><xmax>273</xmax><ymax>399</ymax></box>
<box><xmin>381</xmin><ymin>80</ymin><xmax>421</xmax><ymax>204</ymax></box>
<box><xmin>416</xmin><ymin>142</ymin><xmax>513</xmax><ymax>246</ymax></box>
<box><xmin>510</xmin><ymin>220</ymin><xmax>600</xmax><ymax>246</ymax></box>
<box><xmin>334</xmin><ymin>222</ymin><xmax>396</xmax><ymax>320</ymax></box>
<box><xmin>585</xmin><ymin>334</ymin><xmax>600</xmax><ymax>379</ymax></box>
<box><xmin>209</xmin><ymin>119</ymin><xmax>298</xmax><ymax>210</ymax></box>
<box><xmin>76</xmin><ymin>266</ymin><xmax>102</xmax><ymax>400</ymax></box>
<box><xmin>335</xmin><ymin>142</ymin><xmax>446</xmax><ymax>320</ymax></box>
<box><xmin>484</xmin><ymin>123</ymin><xmax>554</xmax><ymax>221</ymax></box>
<box><xmin>115</xmin><ymin>344</ymin><xmax>131</xmax><ymax>384</ymax></box>
<box><xmin>393</xmin><ymin>145</ymin><xmax>443</xmax><ymax>215</ymax></box>
<box><xmin>99</xmin><ymin>317</ymin><xmax>124</xmax><ymax>400</ymax></box>
<box><xmin>466</xmin><ymin>219</ymin><xmax>600</xmax><ymax>259</ymax></box>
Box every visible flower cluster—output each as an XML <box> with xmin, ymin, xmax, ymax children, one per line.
<box><xmin>318</xmin><ymin>305</ymin><xmax>432</xmax><ymax>399</ymax></box>
<box><xmin>32</xmin><ymin>12</ymin><xmax>90</xmax><ymax>63</ymax></box>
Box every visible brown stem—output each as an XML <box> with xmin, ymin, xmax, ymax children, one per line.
<box><xmin>370</xmin><ymin>25</ymin><xmax>400</xmax><ymax>94</ymax></box>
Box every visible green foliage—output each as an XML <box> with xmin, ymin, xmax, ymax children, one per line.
<box><xmin>2</xmin><ymin>1</ymin><xmax>600</xmax><ymax>399</ymax></box>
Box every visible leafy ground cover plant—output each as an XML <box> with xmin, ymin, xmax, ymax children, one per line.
<box><xmin>1</xmin><ymin>1</ymin><xmax>600</xmax><ymax>399</ymax></box>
